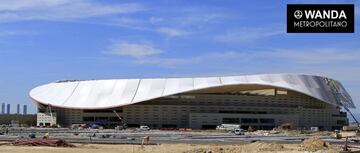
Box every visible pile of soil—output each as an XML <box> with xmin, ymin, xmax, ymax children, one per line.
<box><xmin>183</xmin><ymin>142</ymin><xmax>285</xmax><ymax>153</ymax></box>
<box><xmin>183</xmin><ymin>146</ymin><xmax>234</xmax><ymax>153</ymax></box>
<box><xmin>247</xmin><ymin>141</ymin><xmax>285</xmax><ymax>151</ymax></box>
<box><xmin>300</xmin><ymin>137</ymin><xmax>330</xmax><ymax>152</ymax></box>
<box><xmin>286</xmin><ymin>130</ymin><xmax>303</xmax><ymax>136</ymax></box>
<box><xmin>183</xmin><ymin>148</ymin><xmax>211</xmax><ymax>153</ymax></box>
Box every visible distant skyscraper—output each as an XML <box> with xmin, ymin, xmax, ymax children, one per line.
<box><xmin>23</xmin><ymin>105</ymin><xmax>27</xmax><ymax>115</ymax></box>
<box><xmin>6</xmin><ymin>104</ymin><xmax>10</xmax><ymax>114</ymax></box>
<box><xmin>1</xmin><ymin>103</ymin><xmax>4</xmax><ymax>114</ymax></box>
<box><xmin>17</xmin><ymin>104</ymin><xmax>20</xmax><ymax>114</ymax></box>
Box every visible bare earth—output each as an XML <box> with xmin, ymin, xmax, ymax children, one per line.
<box><xmin>0</xmin><ymin>141</ymin><xmax>341</xmax><ymax>153</ymax></box>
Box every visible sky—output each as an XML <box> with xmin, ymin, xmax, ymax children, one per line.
<box><xmin>0</xmin><ymin>0</ymin><xmax>359</xmax><ymax>114</ymax></box>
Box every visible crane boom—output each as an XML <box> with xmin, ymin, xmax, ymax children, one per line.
<box><xmin>325</xmin><ymin>78</ymin><xmax>359</xmax><ymax>129</ymax></box>
<box><xmin>343</xmin><ymin>106</ymin><xmax>360</xmax><ymax>128</ymax></box>
<box><xmin>113</xmin><ymin>110</ymin><xmax>122</xmax><ymax>121</ymax></box>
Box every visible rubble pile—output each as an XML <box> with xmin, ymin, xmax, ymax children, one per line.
<box><xmin>300</xmin><ymin>137</ymin><xmax>330</xmax><ymax>152</ymax></box>
<box><xmin>13</xmin><ymin>138</ymin><xmax>74</xmax><ymax>147</ymax></box>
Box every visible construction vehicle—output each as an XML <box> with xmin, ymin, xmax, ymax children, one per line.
<box><xmin>137</xmin><ymin>125</ymin><xmax>150</xmax><ymax>131</ymax></box>
<box><xmin>343</xmin><ymin>106</ymin><xmax>359</xmax><ymax>131</ymax></box>
<box><xmin>113</xmin><ymin>110</ymin><xmax>127</xmax><ymax>130</ymax></box>
<box><xmin>234</xmin><ymin>128</ymin><xmax>245</xmax><ymax>135</ymax></box>
<box><xmin>279</xmin><ymin>123</ymin><xmax>292</xmax><ymax>130</ymax></box>
<box><xmin>216</xmin><ymin>124</ymin><xmax>241</xmax><ymax>131</ymax></box>
<box><xmin>326</xmin><ymin>78</ymin><xmax>360</xmax><ymax>138</ymax></box>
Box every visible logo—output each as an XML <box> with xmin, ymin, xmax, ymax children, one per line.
<box><xmin>287</xmin><ymin>4</ymin><xmax>354</xmax><ymax>33</ymax></box>
<box><xmin>294</xmin><ymin>10</ymin><xmax>303</xmax><ymax>19</ymax></box>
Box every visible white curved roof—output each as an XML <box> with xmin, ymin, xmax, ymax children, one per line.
<box><xmin>29</xmin><ymin>74</ymin><xmax>355</xmax><ymax>109</ymax></box>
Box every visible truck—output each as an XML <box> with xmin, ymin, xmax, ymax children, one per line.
<box><xmin>216</xmin><ymin>124</ymin><xmax>241</xmax><ymax>131</ymax></box>
<box><xmin>137</xmin><ymin>125</ymin><xmax>150</xmax><ymax>131</ymax></box>
<box><xmin>234</xmin><ymin>128</ymin><xmax>245</xmax><ymax>135</ymax></box>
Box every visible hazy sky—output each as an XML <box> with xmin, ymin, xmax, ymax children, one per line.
<box><xmin>0</xmin><ymin>0</ymin><xmax>359</xmax><ymax>114</ymax></box>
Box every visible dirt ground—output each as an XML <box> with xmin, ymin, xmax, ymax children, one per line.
<box><xmin>0</xmin><ymin>140</ymin><xmax>341</xmax><ymax>153</ymax></box>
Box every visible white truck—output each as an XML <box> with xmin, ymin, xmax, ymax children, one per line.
<box><xmin>234</xmin><ymin>128</ymin><xmax>245</xmax><ymax>135</ymax></box>
<box><xmin>137</xmin><ymin>125</ymin><xmax>150</xmax><ymax>131</ymax></box>
<box><xmin>216</xmin><ymin>124</ymin><xmax>241</xmax><ymax>131</ymax></box>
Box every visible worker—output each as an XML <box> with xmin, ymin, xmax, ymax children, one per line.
<box><xmin>43</xmin><ymin>132</ymin><xmax>49</xmax><ymax>139</ymax></box>
<box><xmin>141</xmin><ymin>136</ymin><xmax>150</xmax><ymax>146</ymax></box>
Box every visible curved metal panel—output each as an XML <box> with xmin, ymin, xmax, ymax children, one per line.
<box><xmin>54</xmin><ymin>82</ymin><xmax>79</xmax><ymax>106</ymax></box>
<box><xmin>30</xmin><ymin>83</ymin><xmax>58</xmax><ymax>105</ymax></box>
<box><xmin>29</xmin><ymin>74</ymin><xmax>355</xmax><ymax>109</ymax></box>
<box><xmin>132</xmin><ymin>79</ymin><xmax>166</xmax><ymax>103</ymax></box>
<box><xmin>106</xmin><ymin>79</ymin><xmax>140</xmax><ymax>107</ymax></box>
<box><xmin>163</xmin><ymin>78</ymin><xmax>193</xmax><ymax>96</ymax></box>
<box><xmin>221</xmin><ymin>76</ymin><xmax>248</xmax><ymax>85</ymax></box>
<box><xmin>194</xmin><ymin>77</ymin><xmax>221</xmax><ymax>89</ymax></box>
<box><xmin>82</xmin><ymin>80</ymin><xmax>117</xmax><ymax>108</ymax></box>
<box><xmin>63</xmin><ymin>80</ymin><xmax>96</xmax><ymax>108</ymax></box>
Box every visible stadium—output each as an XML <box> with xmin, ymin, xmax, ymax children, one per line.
<box><xmin>29</xmin><ymin>74</ymin><xmax>354</xmax><ymax>130</ymax></box>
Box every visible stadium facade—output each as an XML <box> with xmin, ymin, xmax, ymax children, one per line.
<box><xmin>30</xmin><ymin>74</ymin><xmax>354</xmax><ymax>130</ymax></box>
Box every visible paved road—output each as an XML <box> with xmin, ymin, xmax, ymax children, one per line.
<box><xmin>1</xmin><ymin>128</ymin><xmax>359</xmax><ymax>145</ymax></box>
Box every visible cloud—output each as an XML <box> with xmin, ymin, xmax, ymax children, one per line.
<box><xmin>113</xmin><ymin>17</ymin><xmax>144</xmax><ymax>26</ymax></box>
<box><xmin>107</xmin><ymin>43</ymin><xmax>360</xmax><ymax>67</ymax></box>
<box><xmin>133</xmin><ymin>51</ymin><xmax>244</xmax><ymax>67</ymax></box>
<box><xmin>0</xmin><ymin>0</ymin><xmax>144</xmax><ymax>22</ymax></box>
<box><xmin>109</xmin><ymin>17</ymin><xmax>149</xmax><ymax>30</ymax></box>
<box><xmin>108</xmin><ymin>42</ymin><xmax>162</xmax><ymax>58</ymax></box>
<box><xmin>157</xmin><ymin>27</ymin><xmax>188</xmax><ymax>38</ymax></box>
<box><xmin>0</xmin><ymin>0</ymin><xmax>67</xmax><ymax>11</ymax></box>
<box><xmin>103</xmin><ymin>44</ymin><xmax>360</xmax><ymax>109</ymax></box>
<box><xmin>107</xmin><ymin>44</ymin><xmax>360</xmax><ymax>67</ymax></box>
<box><xmin>175</xmin><ymin>13</ymin><xmax>226</xmax><ymax>26</ymax></box>
<box><xmin>215</xmin><ymin>27</ymin><xmax>283</xmax><ymax>43</ymax></box>
<box><xmin>152</xmin><ymin>14</ymin><xmax>224</xmax><ymax>37</ymax></box>
<box><xmin>0</xmin><ymin>30</ymin><xmax>27</xmax><ymax>37</ymax></box>
<box><xmin>146</xmin><ymin>8</ymin><xmax>227</xmax><ymax>37</ymax></box>
<box><xmin>269</xmin><ymin>48</ymin><xmax>360</xmax><ymax>64</ymax></box>
<box><xmin>149</xmin><ymin>17</ymin><xmax>164</xmax><ymax>24</ymax></box>
<box><xmin>105</xmin><ymin>41</ymin><xmax>243</xmax><ymax>67</ymax></box>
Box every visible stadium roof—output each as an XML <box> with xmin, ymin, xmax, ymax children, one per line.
<box><xmin>29</xmin><ymin>74</ymin><xmax>355</xmax><ymax>109</ymax></box>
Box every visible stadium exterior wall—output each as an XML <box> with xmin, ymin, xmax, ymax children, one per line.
<box><xmin>29</xmin><ymin>74</ymin><xmax>354</xmax><ymax>130</ymax></box>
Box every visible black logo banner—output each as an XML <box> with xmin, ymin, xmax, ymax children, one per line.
<box><xmin>287</xmin><ymin>4</ymin><xmax>354</xmax><ymax>33</ymax></box>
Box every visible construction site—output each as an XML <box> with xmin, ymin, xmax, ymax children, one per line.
<box><xmin>0</xmin><ymin>74</ymin><xmax>359</xmax><ymax>152</ymax></box>
<box><xmin>1</xmin><ymin>124</ymin><xmax>360</xmax><ymax>153</ymax></box>
<box><xmin>0</xmin><ymin>0</ymin><xmax>358</xmax><ymax>152</ymax></box>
